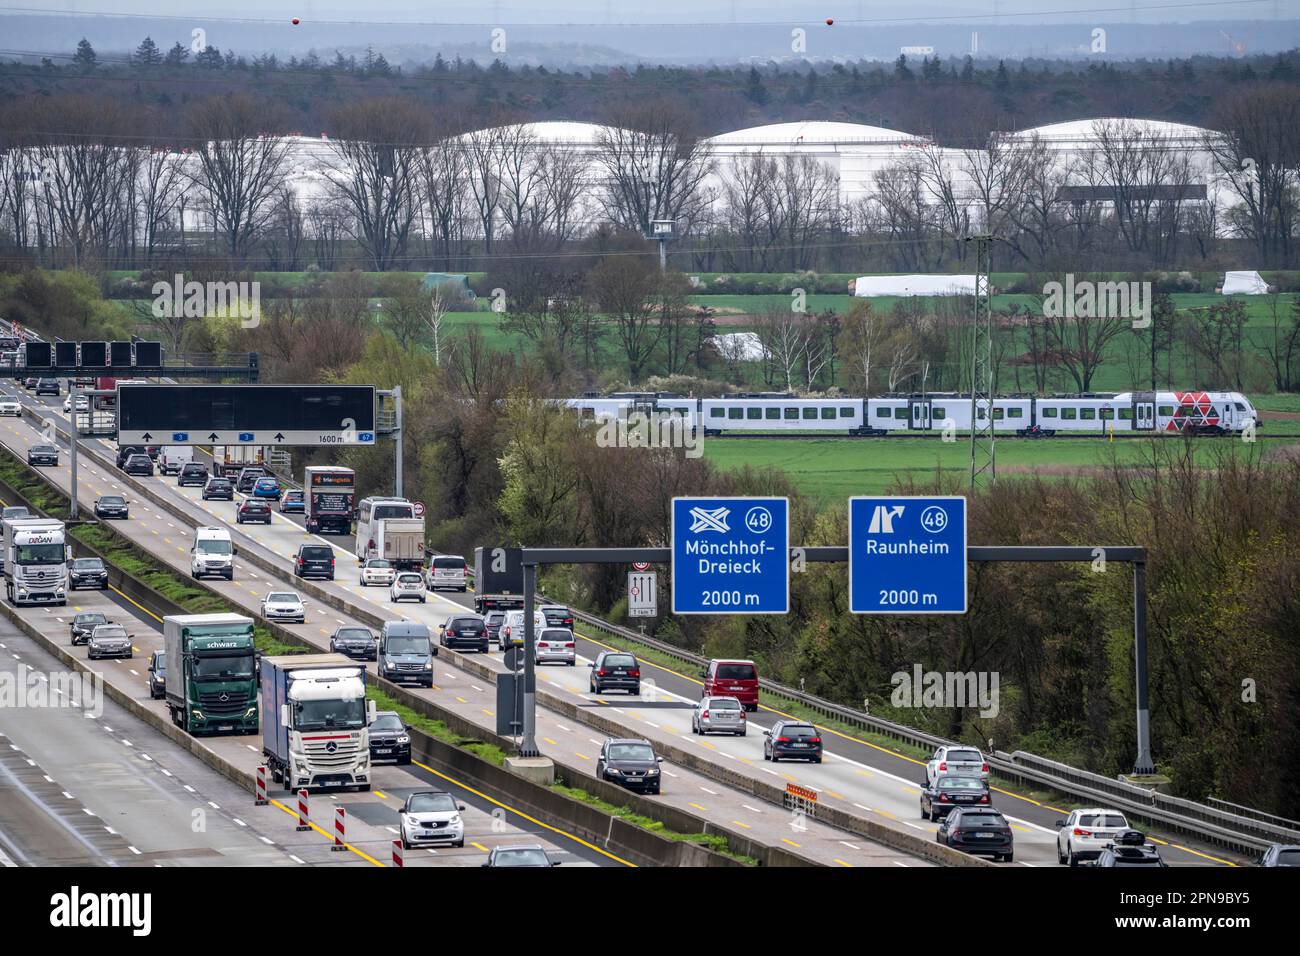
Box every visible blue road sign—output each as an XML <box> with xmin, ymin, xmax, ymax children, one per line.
<box><xmin>238</xmin><ymin>432</ymin><xmax>255</xmax><ymax>442</ymax></box>
<box><xmin>672</xmin><ymin>497</ymin><xmax>788</xmax><ymax>614</ymax></box>
<box><xmin>171</xmin><ymin>432</ymin><xmax>189</xmax><ymax>442</ymax></box>
<box><xmin>359</xmin><ymin>432</ymin><xmax>375</xmax><ymax>443</ymax></box>
<box><xmin>849</xmin><ymin>496</ymin><xmax>967</xmax><ymax>614</ymax></box>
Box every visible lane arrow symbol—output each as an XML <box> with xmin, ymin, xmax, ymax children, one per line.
<box><xmin>208</xmin><ymin>432</ymin><xmax>220</xmax><ymax>441</ymax></box>
<box><xmin>274</xmin><ymin>432</ymin><xmax>285</xmax><ymax>442</ymax></box>
<box><xmin>141</xmin><ymin>432</ymin><xmax>152</xmax><ymax>441</ymax></box>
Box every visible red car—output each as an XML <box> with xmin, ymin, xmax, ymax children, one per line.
<box><xmin>701</xmin><ymin>659</ymin><xmax>759</xmax><ymax>712</ymax></box>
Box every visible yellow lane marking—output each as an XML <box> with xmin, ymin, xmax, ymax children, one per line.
<box><xmin>731</xmin><ymin>820</ymin><xmax>751</xmax><ymax>829</ymax></box>
<box><xmin>782</xmin><ymin>838</ymin><xmax>802</xmax><ymax>848</ymax></box>
<box><xmin>689</xmin><ymin>803</ymin><xmax>707</xmax><ymax>812</ymax></box>
<box><xmin>268</xmin><ymin>798</ymin><xmax>383</xmax><ymax>866</ymax></box>
<box><xmin>471</xmin><ymin>842</ymin><xmax>489</xmax><ymax>853</ymax></box>
<box><xmin>833</xmin><ymin>858</ymin><xmax>853</xmax><ymax>867</ymax></box>
<box><xmin>543</xmin><ymin>737</ymin><xmax>557</xmax><ymax>746</ymax></box>
<box><xmin>373</xmin><ymin>790</ymin><xmax>389</xmax><ymax>800</ymax></box>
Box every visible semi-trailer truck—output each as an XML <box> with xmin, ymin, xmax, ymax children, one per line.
<box><xmin>303</xmin><ymin>465</ymin><xmax>355</xmax><ymax>535</ymax></box>
<box><xmin>3</xmin><ymin>518</ymin><xmax>69</xmax><ymax>606</ymax></box>
<box><xmin>472</xmin><ymin>546</ymin><xmax>524</xmax><ymax>615</ymax></box>
<box><xmin>261</xmin><ymin>654</ymin><xmax>374</xmax><ymax>792</ymax></box>
<box><xmin>163</xmin><ymin>613</ymin><xmax>259</xmax><ymax>735</ymax></box>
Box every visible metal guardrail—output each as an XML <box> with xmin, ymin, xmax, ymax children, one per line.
<box><xmin>1208</xmin><ymin>797</ymin><xmax>1300</xmax><ymax>831</ymax></box>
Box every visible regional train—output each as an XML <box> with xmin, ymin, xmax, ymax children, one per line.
<box><xmin>564</xmin><ymin>390</ymin><xmax>1260</xmax><ymax>437</ymax></box>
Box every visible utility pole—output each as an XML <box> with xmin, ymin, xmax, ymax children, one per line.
<box><xmin>392</xmin><ymin>384</ymin><xmax>403</xmax><ymax>498</ymax></box>
<box><xmin>966</xmin><ymin>235</ymin><xmax>999</xmax><ymax>490</ymax></box>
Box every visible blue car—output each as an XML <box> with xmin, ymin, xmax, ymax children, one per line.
<box><xmin>251</xmin><ymin>477</ymin><xmax>282</xmax><ymax>501</ymax></box>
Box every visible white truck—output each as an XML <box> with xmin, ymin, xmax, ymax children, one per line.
<box><xmin>3</xmin><ymin>517</ymin><xmax>69</xmax><ymax>606</ymax></box>
<box><xmin>212</xmin><ymin>444</ymin><xmax>267</xmax><ymax>478</ymax></box>
<box><xmin>260</xmin><ymin>654</ymin><xmax>375</xmax><ymax>792</ymax></box>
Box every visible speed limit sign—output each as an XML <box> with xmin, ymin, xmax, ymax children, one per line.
<box><xmin>413</xmin><ymin>501</ymin><xmax>426</xmax><ymax>517</ymax></box>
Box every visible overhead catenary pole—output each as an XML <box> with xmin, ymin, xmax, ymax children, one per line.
<box><xmin>966</xmin><ymin>234</ymin><xmax>999</xmax><ymax>490</ymax></box>
<box><xmin>392</xmin><ymin>384</ymin><xmax>403</xmax><ymax>498</ymax></box>
<box><xmin>519</xmin><ymin>562</ymin><xmax>540</xmax><ymax>757</ymax></box>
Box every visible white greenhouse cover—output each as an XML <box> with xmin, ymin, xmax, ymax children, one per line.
<box><xmin>711</xmin><ymin>332</ymin><xmax>766</xmax><ymax>361</ymax></box>
<box><xmin>1222</xmin><ymin>271</ymin><xmax>1270</xmax><ymax>295</ymax></box>
<box><xmin>852</xmin><ymin>275</ymin><xmax>978</xmax><ymax>297</ymax></box>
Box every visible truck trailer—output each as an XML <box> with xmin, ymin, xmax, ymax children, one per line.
<box><xmin>303</xmin><ymin>465</ymin><xmax>355</xmax><ymax>535</ymax></box>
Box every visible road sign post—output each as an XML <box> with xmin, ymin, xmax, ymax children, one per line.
<box><xmin>628</xmin><ymin>571</ymin><xmax>657</xmax><ymax>618</ymax></box>
<box><xmin>849</xmin><ymin>496</ymin><xmax>967</xmax><ymax>614</ymax></box>
<box><xmin>671</xmin><ymin>497</ymin><xmax>789</xmax><ymax>614</ymax></box>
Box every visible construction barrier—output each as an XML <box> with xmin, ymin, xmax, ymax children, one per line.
<box><xmin>296</xmin><ymin>789</ymin><xmax>310</xmax><ymax>831</ymax></box>
<box><xmin>333</xmin><ymin>807</ymin><xmax>347</xmax><ymax>852</ymax></box>
<box><xmin>255</xmin><ymin>765</ymin><xmax>268</xmax><ymax>806</ymax></box>
<box><xmin>392</xmin><ymin>839</ymin><xmax>404</xmax><ymax>867</ymax></box>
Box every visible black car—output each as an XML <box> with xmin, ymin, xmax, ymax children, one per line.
<box><xmin>116</xmin><ymin>445</ymin><xmax>146</xmax><ymax>469</ymax></box>
<box><xmin>920</xmin><ymin>775</ymin><xmax>992</xmax><ymax>820</ymax></box>
<box><xmin>936</xmin><ymin>807</ymin><xmax>1015</xmax><ymax>862</ymax></box>
<box><xmin>123</xmin><ymin>454</ymin><xmax>154</xmax><ymax>476</ymax></box>
<box><xmin>330</xmin><ymin>625</ymin><xmax>377</xmax><ymax>660</ymax></box>
<box><xmin>484</xmin><ymin>611</ymin><xmax>505</xmax><ymax>646</ymax></box>
<box><xmin>1259</xmin><ymin>844</ymin><xmax>1300</xmax><ymax>867</ymax></box>
<box><xmin>236</xmin><ymin>499</ymin><xmax>272</xmax><ymax>524</ymax></box>
<box><xmin>70</xmin><ymin>611</ymin><xmax>109</xmax><ymax>645</ymax></box>
<box><xmin>279</xmin><ymin>489</ymin><xmax>305</xmax><ymax>513</ymax></box>
<box><xmin>177</xmin><ymin>462</ymin><xmax>209</xmax><ymax>487</ymax></box>
<box><xmin>236</xmin><ymin>467</ymin><xmax>268</xmax><ymax>493</ymax></box>
<box><xmin>541</xmin><ymin>605</ymin><xmax>574</xmax><ymax>629</ymax></box>
<box><xmin>202</xmin><ymin>477</ymin><xmax>234</xmax><ymax>500</ymax></box>
<box><xmin>35</xmin><ymin>378</ymin><xmax>59</xmax><ymax>396</ymax></box>
<box><xmin>68</xmin><ymin>557</ymin><xmax>109</xmax><ymax>590</ymax></box>
<box><xmin>93</xmin><ymin>494</ymin><xmax>129</xmax><ymax>519</ymax></box>
<box><xmin>368</xmin><ymin>711</ymin><xmax>411</xmax><ymax>764</ymax></box>
<box><xmin>23</xmin><ymin>377</ymin><xmax>37</xmax><ymax>390</ymax></box>
<box><xmin>293</xmin><ymin>543</ymin><xmax>334</xmax><ymax>579</ymax></box>
<box><xmin>589</xmin><ymin>650</ymin><xmax>641</xmax><ymax>695</ymax></box>
<box><xmin>147</xmin><ymin>650</ymin><xmax>166</xmax><ymax>700</ymax></box>
<box><xmin>26</xmin><ymin>444</ymin><xmax>59</xmax><ymax>466</ymax></box>
<box><xmin>596</xmin><ymin>738</ymin><xmax>663</xmax><ymax>795</ymax></box>
<box><xmin>438</xmin><ymin>614</ymin><xmax>489</xmax><ymax>653</ymax></box>
<box><xmin>763</xmin><ymin>720</ymin><xmax>823</xmax><ymax>763</ymax></box>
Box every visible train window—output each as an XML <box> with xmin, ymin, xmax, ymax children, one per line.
<box><xmin>802</xmin><ymin>408</ymin><xmax>818</xmax><ymax>420</ymax></box>
<box><xmin>976</xmin><ymin>407</ymin><xmax>987</xmax><ymax>420</ymax></box>
<box><xmin>746</xmin><ymin>407</ymin><xmax>762</xmax><ymax>420</ymax></box>
<box><xmin>992</xmin><ymin>407</ymin><xmax>1004</xmax><ymax>420</ymax></box>
<box><xmin>1119</xmin><ymin>408</ymin><xmax>1134</xmax><ymax>420</ymax></box>
<box><xmin>709</xmin><ymin>408</ymin><xmax>724</xmax><ymax>419</ymax></box>
<box><xmin>1080</xmin><ymin>408</ymin><xmax>1096</xmax><ymax>420</ymax></box>
<box><xmin>765</xmin><ymin>407</ymin><xmax>780</xmax><ymax>420</ymax></box>
<box><xmin>1042</xmin><ymin>407</ymin><xmax>1058</xmax><ymax>418</ymax></box>
<box><xmin>877</xmin><ymin>407</ymin><xmax>891</xmax><ymax>418</ymax></box>
<box><xmin>821</xmin><ymin>408</ymin><xmax>836</xmax><ymax>420</ymax></box>
<box><xmin>1061</xmin><ymin>408</ymin><xmax>1077</xmax><ymax>420</ymax></box>
<box><xmin>728</xmin><ymin>407</ymin><xmax>743</xmax><ymax>420</ymax></box>
<box><xmin>932</xmin><ymin>406</ymin><xmax>945</xmax><ymax>418</ymax></box>
<box><xmin>1100</xmin><ymin>408</ymin><xmax>1115</xmax><ymax>420</ymax></box>
<box><xmin>1158</xmin><ymin>406</ymin><xmax>1174</xmax><ymax>416</ymax></box>
<box><xmin>839</xmin><ymin>407</ymin><xmax>855</xmax><ymax>417</ymax></box>
<box><xmin>1235</xmin><ymin>402</ymin><xmax>1247</xmax><ymax>411</ymax></box>
<box><xmin>784</xmin><ymin>408</ymin><xmax>798</xmax><ymax>420</ymax></box>
<box><xmin>1008</xmin><ymin>407</ymin><xmax>1024</xmax><ymax>418</ymax></box>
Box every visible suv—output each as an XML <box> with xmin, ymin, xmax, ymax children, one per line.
<box><xmin>236</xmin><ymin>499</ymin><xmax>272</xmax><ymax>524</ymax></box>
<box><xmin>589</xmin><ymin>650</ymin><xmax>641</xmax><ymax>695</ymax></box>
<box><xmin>937</xmin><ymin>807</ymin><xmax>1015</xmax><ymax>862</ymax></box>
<box><xmin>438</xmin><ymin>614</ymin><xmax>489</xmax><ymax>653</ymax></box>
<box><xmin>1055</xmin><ymin>808</ymin><xmax>1131</xmax><ymax>866</ymax></box>
<box><xmin>534</xmin><ymin>627</ymin><xmax>576</xmax><ymax>666</ymax></box>
<box><xmin>925</xmin><ymin>745</ymin><xmax>989</xmax><ymax>787</ymax></box>
<box><xmin>35</xmin><ymin>378</ymin><xmax>59</xmax><ymax>396</ymax></box>
<box><xmin>122</xmin><ymin>453</ymin><xmax>154</xmax><ymax>476</ymax></box>
<box><xmin>369</xmin><ymin>711</ymin><xmax>412</xmax><ymax>765</ymax></box>
<box><xmin>763</xmin><ymin>720</ymin><xmax>823</xmax><ymax>763</ymax></box>
<box><xmin>236</xmin><ymin>467</ymin><xmax>268</xmax><ymax>494</ymax></box>
<box><xmin>177</xmin><ymin>462</ymin><xmax>209</xmax><ymax>487</ymax></box>
<box><xmin>378</xmin><ymin>621</ymin><xmax>435</xmax><ymax>687</ymax></box>
<box><xmin>596</xmin><ymin>738</ymin><xmax>663</xmax><ymax>795</ymax></box>
<box><xmin>68</xmin><ymin>557</ymin><xmax>109</xmax><ymax>590</ymax></box>
<box><xmin>202</xmin><ymin>476</ymin><xmax>234</xmax><ymax>500</ymax></box>
<box><xmin>701</xmin><ymin>659</ymin><xmax>758</xmax><ymax>711</ymax></box>
<box><xmin>293</xmin><ymin>543</ymin><xmax>335</xmax><ymax>580</ymax></box>
<box><xmin>538</xmin><ymin>604</ymin><xmax>574</xmax><ymax>630</ymax></box>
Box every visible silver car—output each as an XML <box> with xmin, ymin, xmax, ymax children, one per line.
<box><xmin>533</xmin><ymin>627</ymin><xmax>575</xmax><ymax>666</ymax></box>
<box><xmin>691</xmin><ymin>695</ymin><xmax>747</xmax><ymax>736</ymax></box>
<box><xmin>261</xmin><ymin>591</ymin><xmax>306</xmax><ymax>623</ymax></box>
<box><xmin>924</xmin><ymin>745</ymin><xmax>989</xmax><ymax>787</ymax></box>
<box><xmin>359</xmin><ymin>558</ymin><xmax>396</xmax><ymax>587</ymax></box>
<box><xmin>87</xmin><ymin>623</ymin><xmax>133</xmax><ymax>660</ymax></box>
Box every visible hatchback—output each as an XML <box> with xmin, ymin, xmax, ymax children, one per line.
<box><xmin>236</xmin><ymin>499</ymin><xmax>272</xmax><ymax>524</ymax></box>
<box><xmin>439</xmin><ymin>614</ymin><xmax>489</xmax><ymax>653</ymax></box>
<box><xmin>252</xmin><ymin>476</ymin><xmax>282</xmax><ymax>501</ymax></box>
<box><xmin>202</xmin><ymin>477</ymin><xmax>234</xmax><ymax>500</ymax></box>
<box><xmin>589</xmin><ymin>651</ymin><xmax>641</xmax><ymax>695</ymax></box>
<box><xmin>359</xmin><ymin>558</ymin><xmax>396</xmax><ymax>587</ymax></box>
<box><xmin>88</xmin><ymin>623</ymin><xmax>132</xmax><ymax>660</ymax></box>
<box><xmin>920</xmin><ymin>776</ymin><xmax>991</xmax><ymax>820</ymax></box>
<box><xmin>398</xmin><ymin>791</ymin><xmax>465</xmax><ymax>849</ymax></box>
<box><xmin>390</xmin><ymin>572</ymin><xmax>426</xmax><ymax>603</ymax></box>
<box><xmin>597</xmin><ymin>738</ymin><xmax>663</xmax><ymax>795</ymax></box>
<box><xmin>330</xmin><ymin>625</ymin><xmax>377</xmax><ymax>660</ymax></box>
<box><xmin>178</xmin><ymin>462</ymin><xmax>209</xmax><ymax>487</ymax></box>
<box><xmin>763</xmin><ymin>720</ymin><xmax>822</xmax><ymax>762</ymax></box>
<box><xmin>692</xmin><ymin>695</ymin><xmax>747</xmax><ymax>736</ymax></box>
<box><xmin>123</xmin><ymin>454</ymin><xmax>154</xmax><ymax>476</ymax></box>
<box><xmin>936</xmin><ymin>807</ymin><xmax>1014</xmax><ymax>862</ymax></box>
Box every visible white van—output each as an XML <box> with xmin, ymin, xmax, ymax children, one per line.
<box><xmin>426</xmin><ymin>554</ymin><xmax>468</xmax><ymax>592</ymax></box>
<box><xmin>498</xmin><ymin>609</ymin><xmax>547</xmax><ymax>652</ymax></box>
<box><xmin>158</xmin><ymin>445</ymin><xmax>195</xmax><ymax>476</ymax></box>
<box><xmin>190</xmin><ymin>526</ymin><xmax>236</xmax><ymax>580</ymax></box>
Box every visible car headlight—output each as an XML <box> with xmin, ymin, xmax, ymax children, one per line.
<box><xmin>605</xmin><ymin>767</ymin><xmax>621</xmax><ymax>775</ymax></box>
<box><xmin>397</xmin><ymin>735</ymin><xmax>410</xmax><ymax>744</ymax></box>
<box><xmin>646</xmin><ymin>767</ymin><xmax>660</xmax><ymax>775</ymax></box>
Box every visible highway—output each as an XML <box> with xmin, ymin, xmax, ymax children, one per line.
<box><xmin>3</xmin><ymin>387</ymin><xmax>1249</xmax><ymax>867</ymax></box>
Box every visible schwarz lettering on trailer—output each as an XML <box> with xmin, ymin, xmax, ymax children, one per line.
<box><xmin>685</xmin><ymin>538</ymin><xmax>773</xmax><ymax>574</ymax></box>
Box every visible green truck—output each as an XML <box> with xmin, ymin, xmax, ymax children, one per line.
<box><xmin>163</xmin><ymin>613</ymin><xmax>259</xmax><ymax>735</ymax></box>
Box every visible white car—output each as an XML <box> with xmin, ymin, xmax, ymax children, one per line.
<box><xmin>390</xmin><ymin>572</ymin><xmax>426</xmax><ymax>604</ymax></box>
<box><xmin>0</xmin><ymin>396</ymin><xmax>21</xmax><ymax>416</ymax></box>
<box><xmin>359</xmin><ymin>558</ymin><xmax>396</xmax><ymax>587</ymax></box>
<box><xmin>398</xmin><ymin>790</ymin><xmax>465</xmax><ymax>849</ymax></box>
<box><xmin>499</xmin><ymin>609</ymin><xmax>548</xmax><ymax>651</ymax></box>
<box><xmin>924</xmin><ymin>745</ymin><xmax>989</xmax><ymax>787</ymax></box>
<box><xmin>62</xmin><ymin>395</ymin><xmax>88</xmax><ymax>414</ymax></box>
<box><xmin>260</xmin><ymin>591</ymin><xmax>305</xmax><ymax>623</ymax></box>
<box><xmin>534</xmin><ymin>627</ymin><xmax>576</xmax><ymax>666</ymax></box>
<box><xmin>1056</xmin><ymin>808</ymin><xmax>1131</xmax><ymax>866</ymax></box>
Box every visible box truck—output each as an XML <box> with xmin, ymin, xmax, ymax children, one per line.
<box><xmin>473</xmin><ymin>546</ymin><xmax>524</xmax><ymax>615</ymax></box>
<box><xmin>304</xmin><ymin>465</ymin><xmax>355</xmax><ymax>535</ymax></box>
<box><xmin>163</xmin><ymin>613</ymin><xmax>259</xmax><ymax>735</ymax></box>
<box><xmin>261</xmin><ymin>654</ymin><xmax>374</xmax><ymax>792</ymax></box>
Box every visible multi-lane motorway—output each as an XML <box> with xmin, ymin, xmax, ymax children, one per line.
<box><xmin>0</xmin><ymin>386</ymin><xmax>1249</xmax><ymax>867</ymax></box>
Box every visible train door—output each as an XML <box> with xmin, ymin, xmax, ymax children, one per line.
<box><xmin>908</xmin><ymin>397</ymin><xmax>932</xmax><ymax>430</ymax></box>
<box><xmin>1132</xmin><ymin>392</ymin><xmax>1156</xmax><ymax>431</ymax></box>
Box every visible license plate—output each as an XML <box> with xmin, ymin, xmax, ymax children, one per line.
<box><xmin>792</xmin><ymin>742</ymin><xmax>807</xmax><ymax>747</ymax></box>
<box><xmin>973</xmin><ymin>832</ymin><xmax>994</xmax><ymax>838</ymax></box>
<box><xmin>216</xmin><ymin>724</ymin><xmax>233</xmax><ymax>731</ymax></box>
<box><xmin>324</xmin><ymin>780</ymin><xmax>342</xmax><ymax>787</ymax></box>
<box><xmin>375</xmin><ymin>748</ymin><xmax>392</xmax><ymax>755</ymax></box>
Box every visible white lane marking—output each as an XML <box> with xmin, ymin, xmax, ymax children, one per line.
<box><xmin>743</xmin><ymin>805</ymin><xmax>765</xmax><ymax>814</ymax></box>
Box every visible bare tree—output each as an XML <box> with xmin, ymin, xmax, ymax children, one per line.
<box><xmin>586</xmin><ymin>244</ymin><xmax>664</xmax><ymax>382</ymax></box>
<box><xmin>419</xmin><ymin>134</ymin><xmax>471</xmax><ymax>269</ymax></box>
<box><xmin>756</xmin><ymin>305</ymin><xmax>809</xmax><ymax>391</ymax></box>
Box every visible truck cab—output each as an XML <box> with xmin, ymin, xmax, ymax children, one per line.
<box><xmin>3</xmin><ymin>518</ymin><xmax>69</xmax><ymax>606</ymax></box>
<box><xmin>261</xmin><ymin>654</ymin><xmax>373</xmax><ymax>792</ymax></box>
<box><xmin>164</xmin><ymin>614</ymin><xmax>259</xmax><ymax>735</ymax></box>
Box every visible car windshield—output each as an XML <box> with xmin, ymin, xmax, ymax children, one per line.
<box><xmin>32</xmin><ymin>445</ymin><xmax>56</xmax><ymax>454</ymax></box>
<box><xmin>3</xmin><ymin>507</ymin><xmax>28</xmax><ymax>518</ymax></box>
<box><xmin>717</xmin><ymin>664</ymin><xmax>755</xmax><ymax>680</ymax></box>
<box><xmin>197</xmin><ymin>539</ymin><xmax>231</xmax><ymax>554</ymax></box>
<box><xmin>153</xmin><ymin>653</ymin><xmax>166</xmax><ymax>672</ymax></box>
<box><xmin>385</xmin><ymin>636</ymin><xmax>428</xmax><ymax>655</ymax></box>
<box><xmin>72</xmin><ymin>559</ymin><xmax>104</xmax><ymax>570</ymax></box>
<box><xmin>542</xmin><ymin>608</ymin><xmax>570</xmax><ymax>622</ymax></box>
<box><xmin>373</xmin><ymin>504</ymin><xmax>413</xmax><ymax>520</ymax></box>
<box><xmin>192</xmin><ymin>654</ymin><xmax>254</xmax><ymax>679</ymax></box>
<box><xmin>408</xmin><ymin>792</ymin><xmax>456</xmax><ymax>813</ymax></box>
<box><xmin>127</xmin><ymin>456</ymin><xmax>148</xmax><ymax>464</ymax></box>
<box><xmin>708</xmin><ymin>697</ymin><xmax>740</xmax><ymax>709</ymax></box>
<box><xmin>1079</xmin><ymin>813</ymin><xmax>1127</xmax><ymax>828</ymax></box>
<box><xmin>256</xmin><ymin>479</ymin><xmax>277</xmax><ymax>489</ymax></box>
<box><xmin>93</xmin><ymin>626</ymin><xmax>128</xmax><ymax>640</ymax></box>
<box><xmin>99</xmin><ymin>496</ymin><xmax>125</xmax><ymax>505</ymax></box>
<box><xmin>366</xmin><ymin>559</ymin><xmax>392</xmax><ymax>569</ymax></box>
<box><xmin>939</xmin><ymin>777</ymin><xmax>985</xmax><ymax>790</ymax></box>
<box><xmin>337</xmin><ymin>628</ymin><xmax>372</xmax><ymax>641</ymax></box>
<box><xmin>294</xmin><ymin>697</ymin><xmax>365</xmax><ymax>731</ymax></box>
<box><xmin>267</xmin><ymin>593</ymin><xmax>298</xmax><ymax>603</ymax></box>
<box><xmin>492</xmin><ymin>848</ymin><xmax>550</xmax><ymax>867</ymax></box>
<box><xmin>1275</xmin><ymin>849</ymin><xmax>1300</xmax><ymax>866</ymax></box>
<box><xmin>208</xmin><ymin>480</ymin><xmax>230</xmax><ymax>488</ymax></box>
<box><xmin>75</xmin><ymin>613</ymin><xmax>107</xmax><ymax>625</ymax></box>
<box><xmin>946</xmin><ymin>749</ymin><xmax>983</xmax><ymax>763</ymax></box>
<box><xmin>371</xmin><ymin>714</ymin><xmax>403</xmax><ymax>731</ymax></box>
<box><xmin>285</xmin><ymin>490</ymin><xmax>302</xmax><ymax>499</ymax></box>
<box><xmin>608</xmin><ymin>743</ymin><xmax>655</xmax><ymax>761</ymax></box>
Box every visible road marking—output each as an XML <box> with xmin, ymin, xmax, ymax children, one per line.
<box><xmin>781</xmin><ymin>838</ymin><xmax>801</xmax><ymax>848</ymax></box>
<box><xmin>742</xmin><ymin>804</ymin><xmax>764</xmax><ymax>814</ymax></box>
